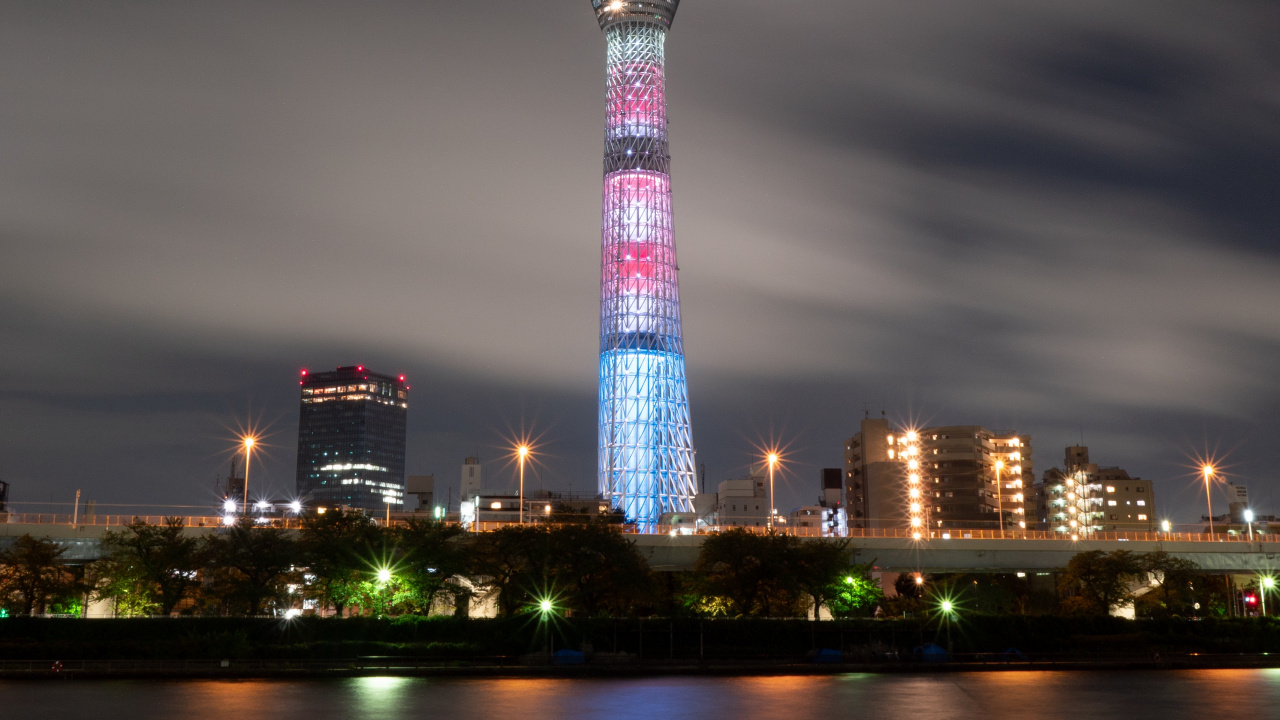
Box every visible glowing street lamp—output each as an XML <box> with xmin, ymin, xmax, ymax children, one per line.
<box><xmin>1203</xmin><ymin>465</ymin><xmax>1215</xmax><ymax>536</ymax></box>
<box><xmin>241</xmin><ymin>436</ymin><xmax>256</xmax><ymax>515</ymax></box>
<box><xmin>517</xmin><ymin>445</ymin><xmax>531</xmax><ymax>525</ymax></box>
<box><xmin>537</xmin><ymin>596</ymin><xmax>555</xmax><ymax>655</ymax></box>
<box><xmin>936</xmin><ymin>595</ymin><xmax>958</xmax><ymax>655</ymax></box>
<box><xmin>766</xmin><ymin>452</ymin><xmax>780</xmax><ymax>531</ymax></box>
<box><xmin>1245</xmin><ymin>509</ymin><xmax>1255</xmax><ymax>542</ymax></box>
<box><xmin>1262</xmin><ymin>576</ymin><xmax>1275</xmax><ymax>617</ymax></box>
<box><xmin>376</xmin><ymin>567</ymin><xmax>392</xmax><ymax>585</ymax></box>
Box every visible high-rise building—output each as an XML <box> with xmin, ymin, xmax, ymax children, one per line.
<box><xmin>295</xmin><ymin>366</ymin><xmax>409</xmax><ymax>512</ymax></box>
<box><xmin>845</xmin><ymin>418</ymin><xmax>1032</xmax><ymax>534</ymax></box>
<box><xmin>1032</xmin><ymin>446</ymin><xmax>1156</xmax><ymax>534</ymax></box>
<box><xmin>591</xmin><ymin>1</ymin><xmax>697</xmax><ymax>532</ymax></box>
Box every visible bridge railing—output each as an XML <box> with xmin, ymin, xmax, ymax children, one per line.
<box><xmin>2</xmin><ymin>513</ymin><xmax>1275</xmax><ymax>544</ymax></box>
<box><xmin>0</xmin><ymin>514</ymin><xmax>306</xmax><ymax>529</ymax></box>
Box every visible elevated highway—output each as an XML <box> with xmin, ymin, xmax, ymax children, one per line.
<box><xmin>4</xmin><ymin>517</ymin><xmax>1278</xmax><ymax>574</ymax></box>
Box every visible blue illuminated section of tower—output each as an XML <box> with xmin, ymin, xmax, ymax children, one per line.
<box><xmin>591</xmin><ymin>0</ymin><xmax>696</xmax><ymax>532</ymax></box>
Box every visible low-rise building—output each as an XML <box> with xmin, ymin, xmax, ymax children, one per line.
<box><xmin>716</xmin><ymin>471</ymin><xmax>771</xmax><ymax>529</ymax></box>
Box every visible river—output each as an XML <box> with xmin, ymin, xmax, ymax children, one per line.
<box><xmin>3</xmin><ymin>670</ymin><xmax>1277</xmax><ymax>719</ymax></box>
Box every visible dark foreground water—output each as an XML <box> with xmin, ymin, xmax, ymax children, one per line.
<box><xmin>4</xmin><ymin>670</ymin><xmax>1278</xmax><ymax>719</ymax></box>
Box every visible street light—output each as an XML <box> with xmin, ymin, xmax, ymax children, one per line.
<box><xmin>517</xmin><ymin>445</ymin><xmax>530</xmax><ymax>525</ymax></box>
<box><xmin>241</xmin><ymin>436</ymin><xmax>256</xmax><ymax>515</ymax></box>
<box><xmin>1245</xmin><ymin>509</ymin><xmax>1255</xmax><ymax>542</ymax></box>
<box><xmin>766</xmin><ymin>452</ymin><xmax>780</xmax><ymax>531</ymax></box>
<box><xmin>1262</xmin><ymin>576</ymin><xmax>1275</xmax><ymax>617</ymax></box>
<box><xmin>376</xmin><ymin>567</ymin><xmax>392</xmax><ymax>585</ymax></box>
<box><xmin>538</xmin><ymin>597</ymin><xmax>555</xmax><ymax>656</ymax></box>
<box><xmin>1203</xmin><ymin>465</ymin><xmax>1215</xmax><ymax>536</ymax></box>
<box><xmin>936</xmin><ymin>596</ymin><xmax>958</xmax><ymax>656</ymax></box>
<box><xmin>994</xmin><ymin>460</ymin><xmax>1005</xmax><ymax>539</ymax></box>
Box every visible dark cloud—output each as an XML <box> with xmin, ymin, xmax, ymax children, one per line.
<box><xmin>0</xmin><ymin>0</ymin><xmax>1277</xmax><ymax>520</ymax></box>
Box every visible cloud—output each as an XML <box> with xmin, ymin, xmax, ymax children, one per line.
<box><xmin>0</xmin><ymin>0</ymin><xmax>1276</xmax><ymax>515</ymax></box>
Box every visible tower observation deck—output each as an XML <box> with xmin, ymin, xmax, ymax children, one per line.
<box><xmin>590</xmin><ymin>0</ymin><xmax>697</xmax><ymax>532</ymax></box>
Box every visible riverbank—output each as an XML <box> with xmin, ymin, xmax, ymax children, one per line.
<box><xmin>3</xmin><ymin>615</ymin><xmax>1278</xmax><ymax>678</ymax></box>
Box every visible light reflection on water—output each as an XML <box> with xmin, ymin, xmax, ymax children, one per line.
<box><xmin>2</xmin><ymin>670</ymin><xmax>1278</xmax><ymax>720</ymax></box>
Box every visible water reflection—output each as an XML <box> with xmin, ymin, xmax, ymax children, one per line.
<box><xmin>352</xmin><ymin>676</ymin><xmax>412</xmax><ymax>717</ymax></box>
<box><xmin>1</xmin><ymin>670</ymin><xmax>1278</xmax><ymax>720</ymax></box>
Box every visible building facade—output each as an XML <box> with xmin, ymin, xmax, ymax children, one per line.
<box><xmin>1032</xmin><ymin>445</ymin><xmax>1156</xmax><ymax>535</ymax></box>
<box><xmin>714</xmin><ymin>471</ymin><xmax>771</xmax><ymax>529</ymax></box>
<box><xmin>295</xmin><ymin>366</ymin><xmax>409</xmax><ymax>512</ymax></box>
<box><xmin>845</xmin><ymin>418</ymin><xmax>1031</xmax><ymax>534</ymax></box>
<box><xmin>591</xmin><ymin>0</ymin><xmax>698</xmax><ymax>532</ymax></box>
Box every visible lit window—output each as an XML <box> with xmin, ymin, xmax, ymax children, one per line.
<box><xmin>1108</xmin><ymin>500</ymin><xmax>1116</xmax><ymax>506</ymax></box>
<box><xmin>1106</xmin><ymin>486</ymin><xmax>1116</xmax><ymax>493</ymax></box>
<box><xmin>1137</xmin><ymin>500</ymin><xmax>1146</xmax><ymax>506</ymax></box>
<box><xmin>1138</xmin><ymin>514</ymin><xmax>1148</xmax><ymax>521</ymax></box>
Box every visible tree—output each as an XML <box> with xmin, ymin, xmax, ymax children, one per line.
<box><xmin>881</xmin><ymin>572</ymin><xmax>928</xmax><ymax>618</ymax></box>
<box><xmin>97</xmin><ymin>518</ymin><xmax>203</xmax><ymax>616</ymax></box>
<box><xmin>547</xmin><ymin>522</ymin><xmax>653</xmax><ymax>617</ymax></box>
<box><xmin>690</xmin><ymin>529</ymin><xmax>807</xmax><ymax>617</ymax></box>
<box><xmin>202</xmin><ymin>519</ymin><xmax>298</xmax><ymax>616</ymax></box>
<box><xmin>790</xmin><ymin>539</ymin><xmax>853</xmax><ymax>618</ymax></box>
<box><xmin>827</xmin><ymin>562</ymin><xmax>885</xmax><ymax>618</ymax></box>
<box><xmin>1137</xmin><ymin>551</ymin><xmax>1200</xmax><ymax>617</ymax></box>
<box><xmin>1059</xmin><ymin>550</ymin><xmax>1142</xmax><ymax>615</ymax></box>
<box><xmin>0</xmin><ymin>535</ymin><xmax>77</xmax><ymax>615</ymax></box>
<box><xmin>471</xmin><ymin>525</ymin><xmax>547</xmax><ymax>617</ymax></box>
<box><xmin>298</xmin><ymin>510</ymin><xmax>382</xmax><ymax>615</ymax></box>
<box><xmin>393</xmin><ymin>518</ymin><xmax>472</xmax><ymax>615</ymax></box>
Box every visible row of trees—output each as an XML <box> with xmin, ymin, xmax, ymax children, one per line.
<box><xmin>0</xmin><ymin>521</ymin><xmax>1245</xmax><ymax>620</ymax></box>
<box><xmin>0</xmin><ymin>520</ymin><xmax>879</xmax><ymax>619</ymax></box>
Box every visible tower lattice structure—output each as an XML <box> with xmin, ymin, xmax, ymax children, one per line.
<box><xmin>591</xmin><ymin>0</ymin><xmax>696</xmax><ymax>532</ymax></box>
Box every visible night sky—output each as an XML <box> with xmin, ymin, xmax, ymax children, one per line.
<box><xmin>1</xmin><ymin>1</ymin><xmax>1277</xmax><ymax>523</ymax></box>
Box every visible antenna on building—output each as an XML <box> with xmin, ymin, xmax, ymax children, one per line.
<box><xmin>699</xmin><ymin>463</ymin><xmax>706</xmax><ymax>494</ymax></box>
<box><xmin>863</xmin><ymin>402</ymin><xmax>870</xmax><ymax>419</ymax></box>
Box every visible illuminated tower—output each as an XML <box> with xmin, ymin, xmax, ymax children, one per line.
<box><xmin>591</xmin><ymin>0</ymin><xmax>697</xmax><ymax>531</ymax></box>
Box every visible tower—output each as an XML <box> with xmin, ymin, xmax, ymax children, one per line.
<box><xmin>295</xmin><ymin>366</ymin><xmax>409</xmax><ymax>512</ymax></box>
<box><xmin>591</xmin><ymin>0</ymin><xmax>697</xmax><ymax>531</ymax></box>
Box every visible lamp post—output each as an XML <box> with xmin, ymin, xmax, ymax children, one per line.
<box><xmin>1245</xmin><ymin>509</ymin><xmax>1255</xmax><ymax>542</ymax></box>
<box><xmin>939</xmin><ymin>598</ymin><xmax>956</xmax><ymax>656</ymax></box>
<box><xmin>767</xmin><ymin>452</ymin><xmax>779</xmax><ymax>531</ymax></box>
<box><xmin>994</xmin><ymin>460</ymin><xmax>1005</xmax><ymax>539</ymax></box>
<box><xmin>1263</xmin><ymin>577</ymin><xmax>1275</xmax><ymax>618</ymax></box>
<box><xmin>1203</xmin><ymin>465</ymin><xmax>1215</xmax><ymax>536</ymax></box>
<box><xmin>241</xmin><ymin>436</ymin><xmax>256</xmax><ymax>515</ymax></box>
<box><xmin>517</xmin><ymin>445</ymin><xmax>530</xmax><ymax>525</ymax></box>
<box><xmin>539</xmin><ymin>598</ymin><xmax>554</xmax><ymax>656</ymax></box>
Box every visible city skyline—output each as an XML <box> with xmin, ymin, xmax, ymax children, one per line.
<box><xmin>0</xmin><ymin>0</ymin><xmax>1277</xmax><ymax>522</ymax></box>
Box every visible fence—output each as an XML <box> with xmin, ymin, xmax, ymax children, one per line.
<box><xmin>1</xmin><ymin>513</ymin><xmax>1274</xmax><ymax>544</ymax></box>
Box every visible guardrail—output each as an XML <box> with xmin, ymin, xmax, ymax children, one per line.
<box><xmin>1</xmin><ymin>513</ymin><xmax>1274</xmax><ymax>544</ymax></box>
<box><xmin>0</xmin><ymin>514</ymin><xmax>306</xmax><ymax>529</ymax></box>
